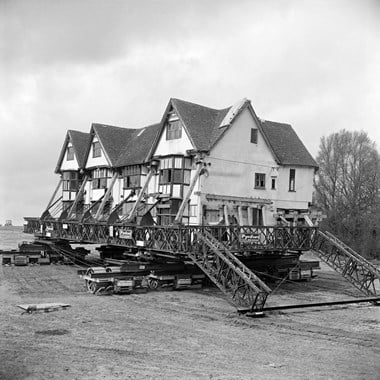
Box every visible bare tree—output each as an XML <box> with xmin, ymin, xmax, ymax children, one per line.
<box><xmin>315</xmin><ymin>130</ymin><xmax>380</xmax><ymax>257</ymax></box>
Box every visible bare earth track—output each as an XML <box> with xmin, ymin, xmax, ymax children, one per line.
<box><xmin>0</xmin><ymin>254</ymin><xmax>379</xmax><ymax>379</ymax></box>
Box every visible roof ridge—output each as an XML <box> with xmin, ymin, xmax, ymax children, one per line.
<box><xmin>171</xmin><ymin>97</ymin><xmax>228</xmax><ymax>112</ymax></box>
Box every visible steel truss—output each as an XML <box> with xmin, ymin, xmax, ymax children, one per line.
<box><xmin>312</xmin><ymin>231</ymin><xmax>380</xmax><ymax>296</ymax></box>
<box><xmin>189</xmin><ymin>230</ymin><xmax>271</xmax><ymax>311</ymax></box>
<box><xmin>27</xmin><ymin>220</ymin><xmax>317</xmax><ymax>254</ymax></box>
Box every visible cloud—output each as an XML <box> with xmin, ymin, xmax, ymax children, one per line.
<box><xmin>0</xmin><ymin>0</ymin><xmax>379</xmax><ymax>224</ymax></box>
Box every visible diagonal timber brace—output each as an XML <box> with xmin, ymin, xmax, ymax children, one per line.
<box><xmin>94</xmin><ymin>172</ymin><xmax>118</xmax><ymax>220</ymax></box>
<box><xmin>67</xmin><ymin>175</ymin><xmax>89</xmax><ymax>219</ymax></box>
<box><xmin>174</xmin><ymin>163</ymin><xmax>204</xmax><ymax>224</ymax></box>
<box><xmin>124</xmin><ymin>168</ymin><xmax>155</xmax><ymax>223</ymax></box>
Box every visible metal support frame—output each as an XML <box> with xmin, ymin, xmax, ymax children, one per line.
<box><xmin>94</xmin><ymin>172</ymin><xmax>118</xmax><ymax>220</ymax></box>
<box><xmin>189</xmin><ymin>230</ymin><xmax>271</xmax><ymax>311</ymax></box>
<box><xmin>312</xmin><ymin>230</ymin><xmax>380</xmax><ymax>296</ymax></box>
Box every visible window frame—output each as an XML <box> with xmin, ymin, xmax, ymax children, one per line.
<box><xmin>289</xmin><ymin>168</ymin><xmax>296</xmax><ymax>192</ymax></box>
<box><xmin>254</xmin><ymin>173</ymin><xmax>266</xmax><ymax>189</ymax></box>
<box><xmin>92</xmin><ymin>168</ymin><xmax>110</xmax><ymax>190</ymax></box>
<box><xmin>166</xmin><ymin>120</ymin><xmax>182</xmax><ymax>140</ymax></box>
<box><xmin>122</xmin><ymin>165</ymin><xmax>142</xmax><ymax>189</ymax></box>
<box><xmin>62</xmin><ymin>171</ymin><xmax>79</xmax><ymax>192</ymax></box>
<box><xmin>250</xmin><ymin>128</ymin><xmax>258</xmax><ymax>144</ymax></box>
<box><xmin>66</xmin><ymin>146</ymin><xmax>75</xmax><ymax>161</ymax></box>
<box><xmin>92</xmin><ymin>141</ymin><xmax>102</xmax><ymax>158</ymax></box>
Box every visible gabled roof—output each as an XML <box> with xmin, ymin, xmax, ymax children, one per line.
<box><xmin>260</xmin><ymin>120</ymin><xmax>318</xmax><ymax>168</ymax></box>
<box><xmin>115</xmin><ymin>123</ymin><xmax>161</xmax><ymax>167</ymax></box>
<box><xmin>55</xmin><ymin>130</ymin><xmax>91</xmax><ymax>173</ymax></box>
<box><xmin>89</xmin><ymin>123</ymin><xmax>137</xmax><ymax>166</ymax></box>
<box><xmin>169</xmin><ymin>98</ymin><xmax>231</xmax><ymax>151</ymax></box>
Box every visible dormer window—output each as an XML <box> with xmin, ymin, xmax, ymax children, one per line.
<box><xmin>166</xmin><ymin>120</ymin><xmax>182</xmax><ymax>140</ymax></box>
<box><xmin>92</xmin><ymin>141</ymin><xmax>101</xmax><ymax>158</ymax></box>
<box><xmin>67</xmin><ymin>146</ymin><xmax>74</xmax><ymax>161</ymax></box>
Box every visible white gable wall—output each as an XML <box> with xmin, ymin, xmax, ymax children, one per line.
<box><xmin>202</xmin><ymin>108</ymin><xmax>277</xmax><ymax>200</ymax></box>
<box><xmin>154</xmin><ymin>123</ymin><xmax>194</xmax><ymax>156</ymax></box>
<box><xmin>60</xmin><ymin>142</ymin><xmax>80</xmax><ymax>171</ymax></box>
<box><xmin>85</xmin><ymin>136</ymin><xmax>110</xmax><ymax>168</ymax></box>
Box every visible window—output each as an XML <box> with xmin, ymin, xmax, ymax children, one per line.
<box><xmin>67</xmin><ymin>146</ymin><xmax>74</xmax><ymax>161</ymax></box>
<box><xmin>158</xmin><ymin>156</ymin><xmax>192</xmax><ymax>197</ymax></box>
<box><xmin>92</xmin><ymin>168</ymin><xmax>110</xmax><ymax>189</ymax></box>
<box><xmin>166</xmin><ymin>120</ymin><xmax>182</xmax><ymax>140</ymax></box>
<box><xmin>62</xmin><ymin>171</ymin><xmax>78</xmax><ymax>191</ymax></box>
<box><xmin>289</xmin><ymin>169</ymin><xmax>296</xmax><ymax>191</ymax></box>
<box><xmin>255</xmin><ymin>173</ymin><xmax>266</xmax><ymax>189</ymax></box>
<box><xmin>123</xmin><ymin>165</ymin><xmax>141</xmax><ymax>189</ymax></box>
<box><xmin>271</xmin><ymin>178</ymin><xmax>276</xmax><ymax>190</ymax></box>
<box><xmin>251</xmin><ymin>128</ymin><xmax>258</xmax><ymax>144</ymax></box>
<box><xmin>92</xmin><ymin>141</ymin><xmax>101</xmax><ymax>158</ymax></box>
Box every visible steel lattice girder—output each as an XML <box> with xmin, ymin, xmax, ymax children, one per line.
<box><xmin>313</xmin><ymin>231</ymin><xmax>380</xmax><ymax>296</ymax></box>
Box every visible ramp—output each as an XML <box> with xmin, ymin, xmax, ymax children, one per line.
<box><xmin>188</xmin><ymin>230</ymin><xmax>271</xmax><ymax>312</ymax></box>
<box><xmin>312</xmin><ymin>231</ymin><xmax>380</xmax><ymax>297</ymax></box>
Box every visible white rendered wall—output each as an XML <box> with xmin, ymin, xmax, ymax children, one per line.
<box><xmin>202</xmin><ymin>108</ymin><xmax>277</xmax><ymax>201</ymax></box>
<box><xmin>274</xmin><ymin>166</ymin><xmax>315</xmax><ymax>210</ymax></box>
<box><xmin>154</xmin><ymin>123</ymin><xmax>194</xmax><ymax>156</ymax></box>
<box><xmin>60</xmin><ymin>142</ymin><xmax>80</xmax><ymax>171</ymax></box>
<box><xmin>85</xmin><ymin>136</ymin><xmax>110</xmax><ymax>168</ymax></box>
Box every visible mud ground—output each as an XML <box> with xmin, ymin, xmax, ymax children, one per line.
<box><xmin>0</xmin><ymin>253</ymin><xmax>379</xmax><ymax>379</ymax></box>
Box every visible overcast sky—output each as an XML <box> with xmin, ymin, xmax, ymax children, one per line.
<box><xmin>0</xmin><ymin>0</ymin><xmax>379</xmax><ymax>225</ymax></box>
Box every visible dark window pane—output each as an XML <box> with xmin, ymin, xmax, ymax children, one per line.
<box><xmin>93</xmin><ymin>142</ymin><xmax>101</xmax><ymax>158</ymax></box>
<box><xmin>173</xmin><ymin>169</ymin><xmax>183</xmax><ymax>183</ymax></box>
<box><xmin>255</xmin><ymin>173</ymin><xmax>265</xmax><ymax>189</ymax></box>
<box><xmin>251</xmin><ymin>129</ymin><xmax>258</xmax><ymax>144</ymax></box>
<box><xmin>289</xmin><ymin>169</ymin><xmax>296</xmax><ymax>191</ymax></box>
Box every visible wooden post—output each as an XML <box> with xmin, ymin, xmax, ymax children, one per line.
<box><xmin>247</xmin><ymin>206</ymin><xmax>253</xmax><ymax>225</ymax></box>
<box><xmin>237</xmin><ymin>206</ymin><xmax>244</xmax><ymax>226</ymax></box>
<box><xmin>174</xmin><ymin>163</ymin><xmax>203</xmax><ymax>224</ymax></box>
<box><xmin>94</xmin><ymin>172</ymin><xmax>118</xmax><ymax>220</ymax></box>
<box><xmin>67</xmin><ymin>175</ymin><xmax>89</xmax><ymax>219</ymax></box>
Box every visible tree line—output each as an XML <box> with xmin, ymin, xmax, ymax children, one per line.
<box><xmin>314</xmin><ymin>130</ymin><xmax>380</xmax><ymax>259</ymax></box>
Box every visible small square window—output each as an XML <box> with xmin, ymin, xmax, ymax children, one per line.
<box><xmin>166</xmin><ymin>121</ymin><xmax>182</xmax><ymax>140</ymax></box>
<box><xmin>251</xmin><ymin>129</ymin><xmax>258</xmax><ymax>144</ymax></box>
<box><xmin>255</xmin><ymin>173</ymin><xmax>266</xmax><ymax>189</ymax></box>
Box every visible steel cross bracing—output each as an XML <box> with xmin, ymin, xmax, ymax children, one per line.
<box><xmin>312</xmin><ymin>231</ymin><xmax>380</xmax><ymax>296</ymax></box>
<box><xmin>24</xmin><ymin>219</ymin><xmax>317</xmax><ymax>254</ymax></box>
<box><xmin>189</xmin><ymin>230</ymin><xmax>271</xmax><ymax>311</ymax></box>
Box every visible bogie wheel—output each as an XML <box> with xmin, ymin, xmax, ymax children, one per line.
<box><xmin>85</xmin><ymin>280</ymin><xmax>93</xmax><ymax>292</ymax></box>
<box><xmin>148</xmin><ymin>278</ymin><xmax>159</xmax><ymax>290</ymax></box>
